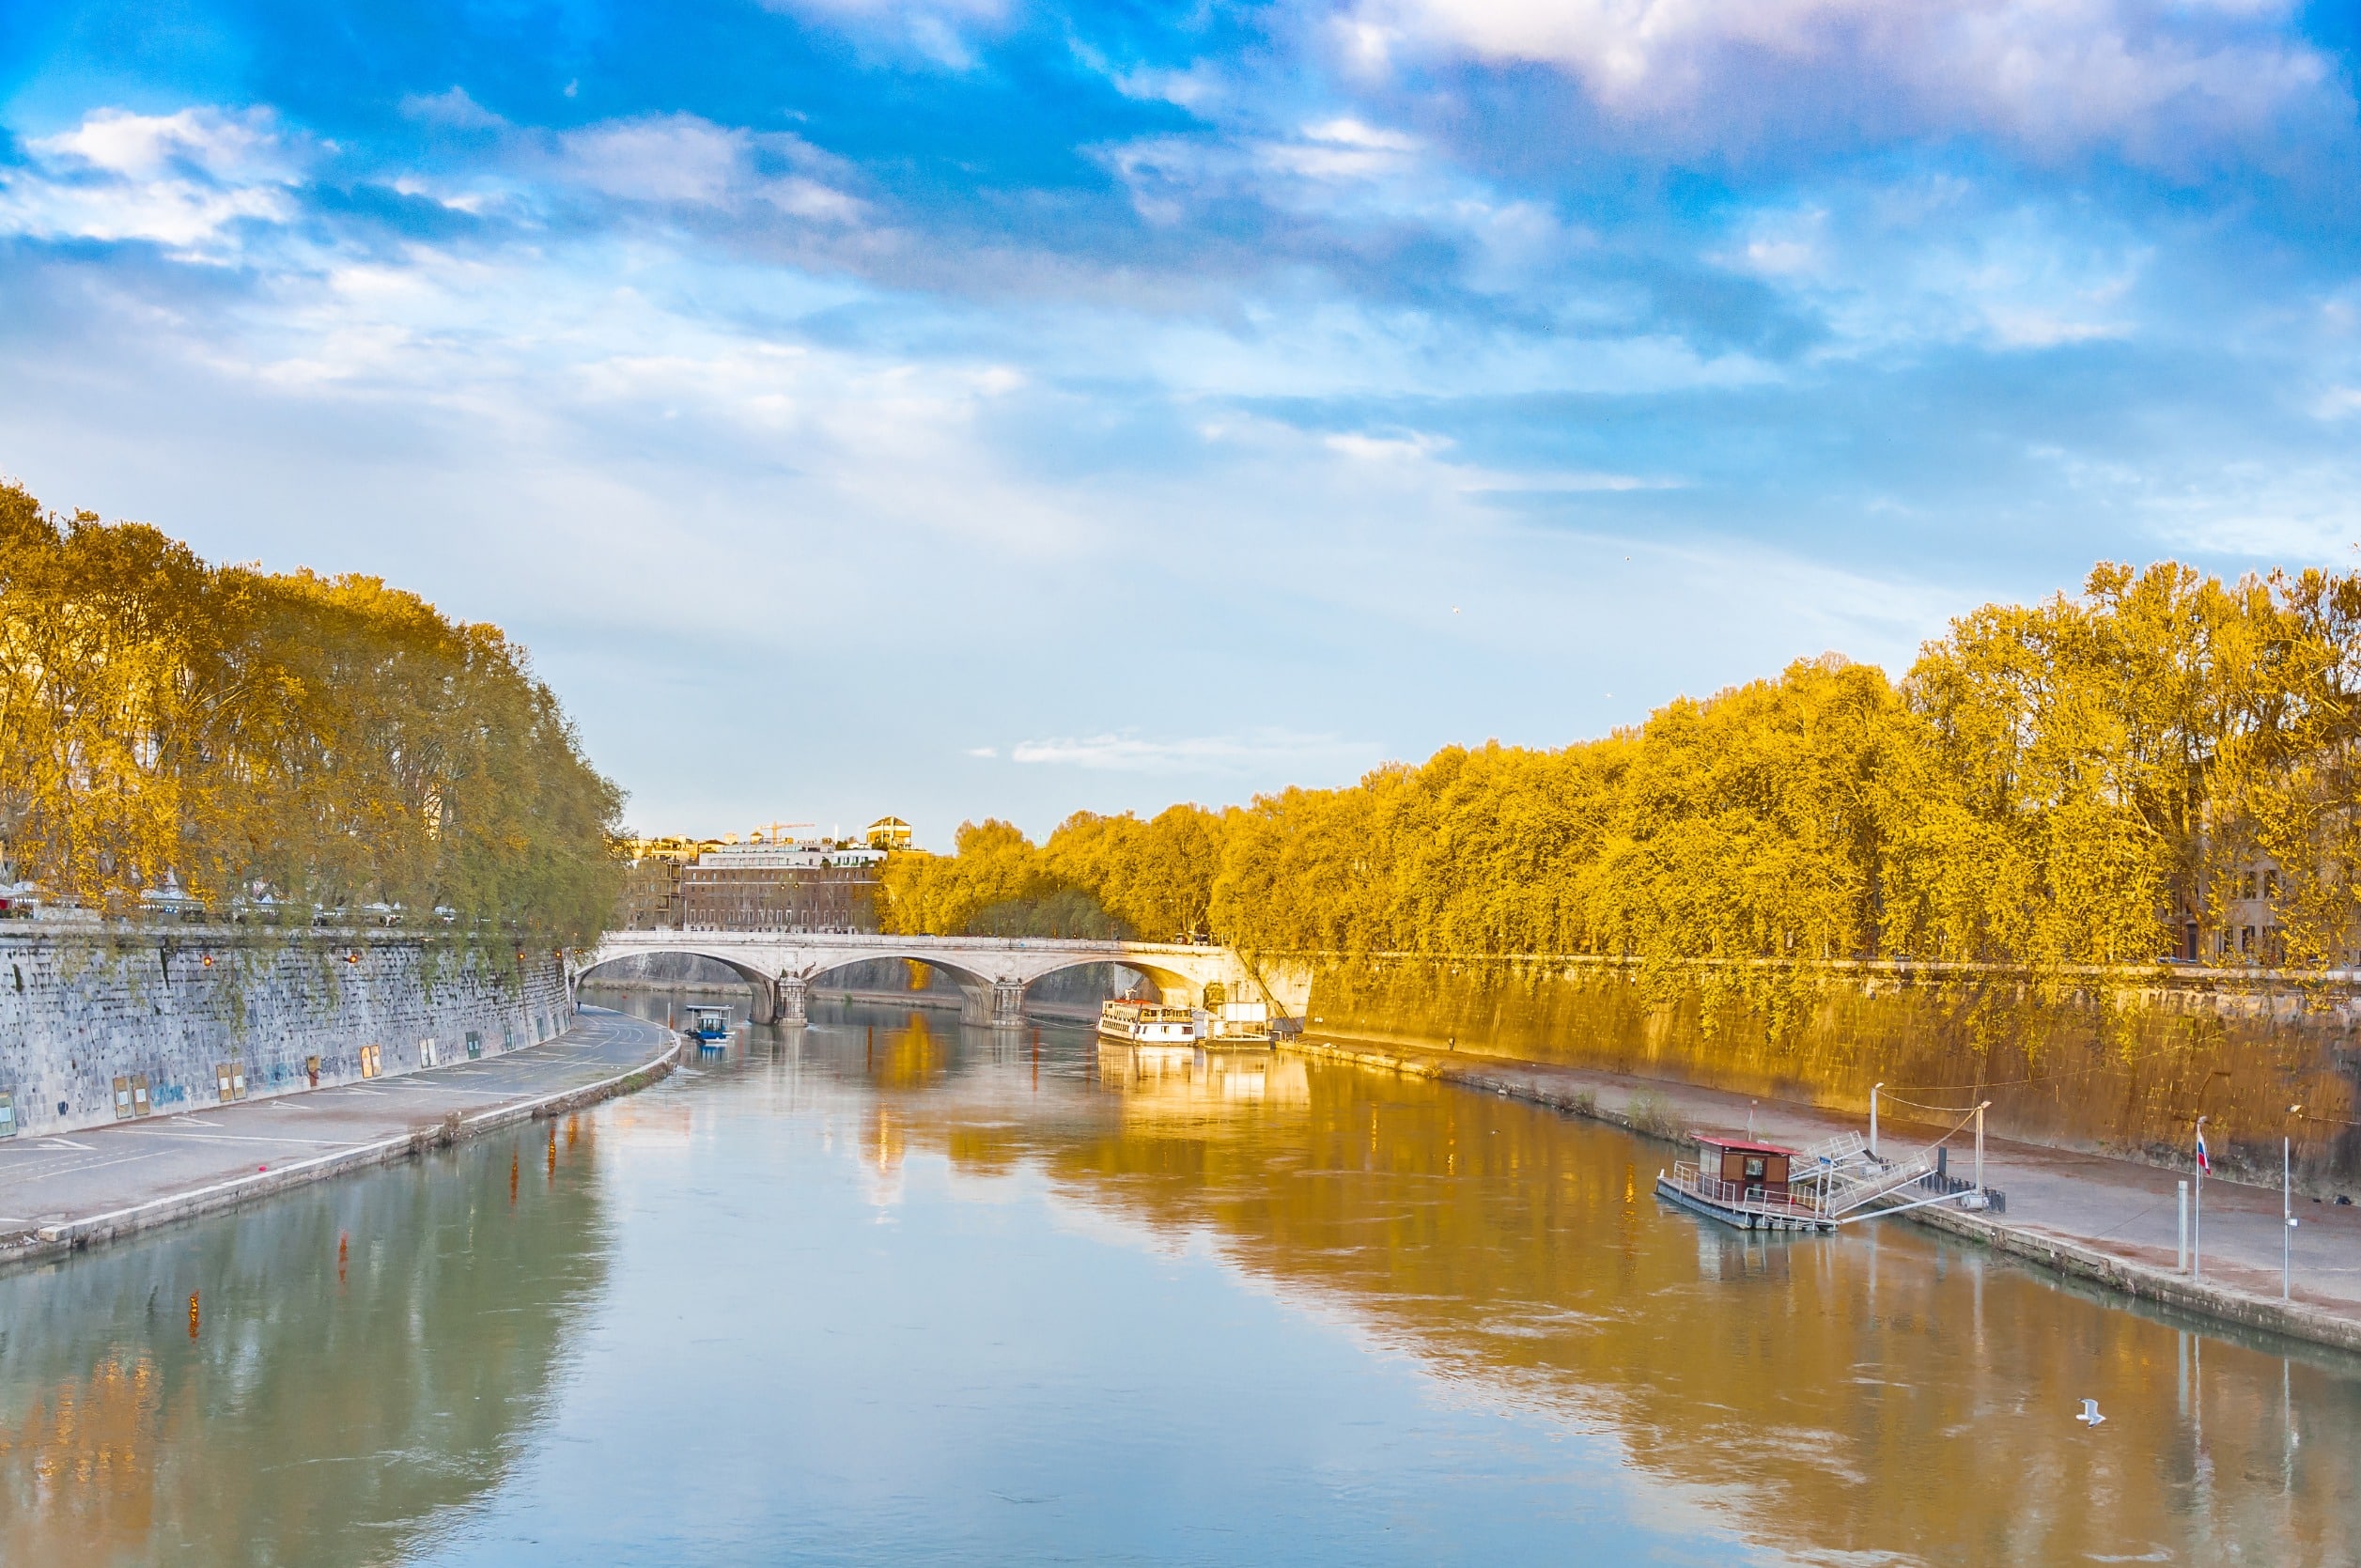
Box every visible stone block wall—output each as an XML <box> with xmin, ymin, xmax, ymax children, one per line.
<box><xmin>0</xmin><ymin>925</ymin><xmax>574</xmax><ymax>1137</ymax></box>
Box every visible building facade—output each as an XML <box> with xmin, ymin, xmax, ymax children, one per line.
<box><xmin>678</xmin><ymin>843</ymin><xmax>883</xmax><ymax>933</ymax></box>
<box><xmin>616</xmin><ymin>827</ymin><xmax>898</xmax><ymax>936</ymax></box>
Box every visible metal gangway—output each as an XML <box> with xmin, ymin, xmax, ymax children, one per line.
<box><xmin>1785</xmin><ymin>1130</ymin><xmax>1944</xmax><ymax>1223</ymax></box>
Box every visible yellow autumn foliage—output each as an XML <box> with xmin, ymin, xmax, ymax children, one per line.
<box><xmin>0</xmin><ymin>484</ymin><xmax>625</xmax><ymax>942</ymax></box>
<box><xmin>888</xmin><ymin>562</ymin><xmax>2361</xmax><ymax>979</ymax></box>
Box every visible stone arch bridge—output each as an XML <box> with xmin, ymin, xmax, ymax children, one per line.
<box><xmin>575</xmin><ymin>931</ymin><xmax>1314</xmax><ymax>1027</ymax></box>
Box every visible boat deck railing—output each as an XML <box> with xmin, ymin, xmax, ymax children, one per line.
<box><xmin>1667</xmin><ymin>1162</ymin><xmax>1831</xmax><ymax>1223</ymax></box>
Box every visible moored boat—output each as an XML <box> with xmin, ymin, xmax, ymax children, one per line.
<box><xmin>1098</xmin><ymin>999</ymin><xmax>1201</xmax><ymax>1045</ymax></box>
<box><xmin>1203</xmin><ymin>1000</ymin><xmax>1277</xmax><ymax>1048</ymax></box>
<box><xmin>1654</xmin><ymin>1135</ymin><xmax>1837</xmax><ymax>1234</ymax></box>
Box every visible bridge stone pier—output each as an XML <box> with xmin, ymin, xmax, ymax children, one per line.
<box><xmin>575</xmin><ymin>931</ymin><xmax>1313</xmax><ymax>1029</ymax></box>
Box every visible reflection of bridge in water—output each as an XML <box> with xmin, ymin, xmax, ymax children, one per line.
<box><xmin>576</xmin><ymin>931</ymin><xmax>1314</xmax><ymax>1027</ymax></box>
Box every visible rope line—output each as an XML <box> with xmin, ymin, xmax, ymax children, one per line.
<box><xmin>1895</xmin><ymin>1104</ymin><xmax>1986</xmax><ymax>1152</ymax></box>
<box><xmin>2085</xmin><ymin>1195</ymin><xmax>2176</xmax><ymax>1245</ymax></box>
<box><xmin>1878</xmin><ymin>1061</ymin><xmax>2120</xmax><ymax>1094</ymax></box>
<box><xmin>1877</xmin><ymin>1091</ymin><xmax>1985</xmax><ymax>1116</ymax></box>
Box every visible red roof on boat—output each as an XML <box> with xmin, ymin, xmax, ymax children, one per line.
<box><xmin>1694</xmin><ymin>1135</ymin><xmax>1797</xmax><ymax>1157</ymax></box>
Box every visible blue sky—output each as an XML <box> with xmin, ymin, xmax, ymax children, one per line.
<box><xmin>4</xmin><ymin>1</ymin><xmax>2358</xmax><ymax>846</ymax></box>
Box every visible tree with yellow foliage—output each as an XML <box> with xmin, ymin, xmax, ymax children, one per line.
<box><xmin>887</xmin><ymin>560</ymin><xmax>2361</xmax><ymax>981</ymax></box>
<box><xmin>0</xmin><ymin>484</ymin><xmax>624</xmax><ymax>943</ymax></box>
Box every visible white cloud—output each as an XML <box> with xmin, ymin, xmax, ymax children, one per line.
<box><xmin>1721</xmin><ymin>182</ymin><xmax>2150</xmax><ymax>355</ymax></box>
<box><xmin>0</xmin><ymin>107</ymin><xmax>302</xmax><ymax>253</ymax></box>
<box><xmin>2310</xmin><ymin>386</ymin><xmax>2361</xmax><ymax>421</ymax></box>
<box><xmin>36</xmin><ymin>106</ymin><xmax>290</xmax><ymax>182</ymax></box>
<box><xmin>564</xmin><ymin>116</ymin><xmax>747</xmax><ymax>205</ymax></box>
<box><xmin>1006</xmin><ymin>730</ymin><xmax>1381</xmax><ymax>774</ymax></box>
<box><xmin>399</xmin><ymin>86</ymin><xmax>507</xmax><ymax>131</ymax></box>
<box><xmin>2136</xmin><ymin>464</ymin><xmax>2361</xmax><ymax>559</ymax></box>
<box><xmin>757</xmin><ymin>0</ymin><xmax>1008</xmax><ymax>70</ymax></box>
<box><xmin>1358</xmin><ymin>0</ymin><xmax>2340</xmax><ymax>154</ymax></box>
<box><xmin>1326</xmin><ymin>429</ymin><xmax>1452</xmax><ymax>461</ymax></box>
<box><xmin>1265</xmin><ymin>116</ymin><xmax>1423</xmax><ymax>180</ymax></box>
<box><xmin>1103</xmin><ymin>113</ymin><xmax>1436</xmax><ymax>228</ymax></box>
<box><xmin>555</xmin><ymin>115</ymin><xmax>864</xmax><ymax>222</ymax></box>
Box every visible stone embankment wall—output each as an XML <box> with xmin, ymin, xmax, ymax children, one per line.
<box><xmin>1308</xmin><ymin>956</ymin><xmax>2361</xmax><ymax>1186</ymax></box>
<box><xmin>0</xmin><ymin>925</ymin><xmax>574</xmax><ymax>1137</ymax></box>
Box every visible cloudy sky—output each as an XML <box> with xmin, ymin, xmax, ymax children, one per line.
<box><xmin>4</xmin><ymin>2</ymin><xmax>2358</xmax><ymax>845</ymax></box>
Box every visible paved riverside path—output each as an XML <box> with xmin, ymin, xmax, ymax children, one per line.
<box><xmin>1293</xmin><ymin>1033</ymin><xmax>2361</xmax><ymax>1351</ymax></box>
<box><xmin>0</xmin><ymin>1005</ymin><xmax>676</xmax><ymax>1262</ymax></box>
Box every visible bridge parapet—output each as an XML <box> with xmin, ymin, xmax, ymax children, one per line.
<box><xmin>577</xmin><ymin>930</ymin><xmax>1312</xmax><ymax>1026</ymax></box>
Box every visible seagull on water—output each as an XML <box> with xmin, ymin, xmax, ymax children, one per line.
<box><xmin>2076</xmin><ymin>1399</ymin><xmax>2105</xmax><ymax>1426</ymax></box>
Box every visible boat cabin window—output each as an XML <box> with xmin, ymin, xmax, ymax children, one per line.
<box><xmin>1743</xmin><ymin>1156</ymin><xmax>1767</xmax><ymax>1182</ymax></box>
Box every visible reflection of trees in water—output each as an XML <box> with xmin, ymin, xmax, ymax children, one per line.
<box><xmin>0</xmin><ymin>1118</ymin><xmax>610</xmax><ymax>1567</ymax></box>
<box><xmin>837</xmin><ymin>1022</ymin><xmax>2360</xmax><ymax>1566</ymax></box>
<box><xmin>862</xmin><ymin>1010</ymin><xmax>952</xmax><ymax>1091</ymax></box>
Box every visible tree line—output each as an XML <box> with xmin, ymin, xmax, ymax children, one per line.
<box><xmin>884</xmin><ymin>561</ymin><xmax>2361</xmax><ymax>976</ymax></box>
<box><xmin>0</xmin><ymin>483</ymin><xmax>625</xmax><ymax>943</ymax></box>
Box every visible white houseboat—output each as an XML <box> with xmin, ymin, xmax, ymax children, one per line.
<box><xmin>1097</xmin><ymin>1000</ymin><xmax>1202</xmax><ymax>1045</ymax></box>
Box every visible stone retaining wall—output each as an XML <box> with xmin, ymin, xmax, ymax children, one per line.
<box><xmin>0</xmin><ymin>925</ymin><xmax>574</xmax><ymax>1138</ymax></box>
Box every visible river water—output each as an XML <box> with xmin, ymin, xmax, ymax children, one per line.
<box><xmin>4</xmin><ymin>1000</ymin><xmax>2357</xmax><ymax>1566</ymax></box>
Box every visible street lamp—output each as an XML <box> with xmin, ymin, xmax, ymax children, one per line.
<box><xmin>2286</xmin><ymin>1104</ymin><xmax>2305</xmax><ymax>1302</ymax></box>
<box><xmin>2194</xmin><ymin>1114</ymin><xmax>2210</xmax><ymax>1281</ymax></box>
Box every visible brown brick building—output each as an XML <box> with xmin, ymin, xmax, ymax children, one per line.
<box><xmin>618</xmin><ymin>842</ymin><xmax>884</xmax><ymax>934</ymax></box>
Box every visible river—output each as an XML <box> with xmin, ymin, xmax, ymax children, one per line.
<box><xmin>3</xmin><ymin>999</ymin><xmax>2355</xmax><ymax>1565</ymax></box>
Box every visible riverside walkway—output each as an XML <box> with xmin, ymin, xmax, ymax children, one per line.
<box><xmin>0</xmin><ymin>1004</ymin><xmax>676</xmax><ymax>1268</ymax></box>
<box><xmin>1293</xmin><ymin>1032</ymin><xmax>2361</xmax><ymax>1355</ymax></box>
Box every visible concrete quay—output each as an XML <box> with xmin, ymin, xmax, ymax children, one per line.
<box><xmin>0</xmin><ymin>1005</ymin><xmax>677</xmax><ymax>1271</ymax></box>
<box><xmin>1290</xmin><ymin>1033</ymin><xmax>2361</xmax><ymax>1357</ymax></box>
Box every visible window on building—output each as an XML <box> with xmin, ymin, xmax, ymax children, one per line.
<box><xmin>2241</xmin><ymin>925</ymin><xmax>2256</xmax><ymax>954</ymax></box>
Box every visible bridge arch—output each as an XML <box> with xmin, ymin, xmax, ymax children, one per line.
<box><xmin>795</xmin><ymin>951</ymin><xmax>1008</xmax><ymax>1023</ymax></box>
<box><xmin>1013</xmin><ymin>954</ymin><xmax>1204</xmax><ymax>1009</ymax></box>
<box><xmin>573</xmin><ymin>945</ymin><xmax>792</xmax><ymax>1023</ymax></box>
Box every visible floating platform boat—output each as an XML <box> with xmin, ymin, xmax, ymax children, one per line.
<box><xmin>685</xmin><ymin>1004</ymin><xmax>732</xmax><ymax>1047</ymax></box>
<box><xmin>1657</xmin><ymin>1126</ymin><xmax>1970</xmax><ymax>1234</ymax></box>
<box><xmin>1654</xmin><ymin>1136</ymin><xmax>1838</xmax><ymax>1234</ymax></box>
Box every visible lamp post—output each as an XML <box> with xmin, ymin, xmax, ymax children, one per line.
<box><xmin>2178</xmin><ymin>1179</ymin><xmax>2189</xmax><ymax>1272</ymax></box>
<box><xmin>2286</xmin><ymin>1104</ymin><xmax>2304</xmax><ymax>1303</ymax></box>
<box><xmin>1871</xmin><ymin>1082</ymin><xmax>1883</xmax><ymax>1160</ymax></box>
<box><xmin>2194</xmin><ymin>1114</ymin><xmax>2208</xmax><ymax>1281</ymax></box>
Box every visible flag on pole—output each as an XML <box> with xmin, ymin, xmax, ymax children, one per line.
<box><xmin>2197</xmin><ymin>1128</ymin><xmax>2213</xmax><ymax>1175</ymax></box>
